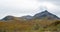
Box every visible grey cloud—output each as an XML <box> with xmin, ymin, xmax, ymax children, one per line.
<box><xmin>0</xmin><ymin>0</ymin><xmax>60</xmax><ymax>19</ymax></box>
<box><xmin>39</xmin><ymin>0</ymin><xmax>60</xmax><ymax>5</ymax></box>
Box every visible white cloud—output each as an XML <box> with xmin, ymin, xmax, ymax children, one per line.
<box><xmin>0</xmin><ymin>0</ymin><xmax>60</xmax><ymax>19</ymax></box>
<box><xmin>0</xmin><ymin>0</ymin><xmax>41</xmax><ymax>19</ymax></box>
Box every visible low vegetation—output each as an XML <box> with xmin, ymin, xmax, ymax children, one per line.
<box><xmin>0</xmin><ymin>19</ymin><xmax>60</xmax><ymax>32</ymax></box>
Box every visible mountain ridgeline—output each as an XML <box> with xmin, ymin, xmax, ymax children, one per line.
<box><xmin>0</xmin><ymin>10</ymin><xmax>60</xmax><ymax>32</ymax></box>
<box><xmin>2</xmin><ymin>10</ymin><xmax>60</xmax><ymax>21</ymax></box>
<box><xmin>33</xmin><ymin>10</ymin><xmax>59</xmax><ymax>20</ymax></box>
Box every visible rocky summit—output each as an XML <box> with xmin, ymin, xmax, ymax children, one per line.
<box><xmin>33</xmin><ymin>10</ymin><xmax>59</xmax><ymax>20</ymax></box>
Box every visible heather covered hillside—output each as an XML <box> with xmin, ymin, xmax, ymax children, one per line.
<box><xmin>0</xmin><ymin>19</ymin><xmax>60</xmax><ymax>32</ymax></box>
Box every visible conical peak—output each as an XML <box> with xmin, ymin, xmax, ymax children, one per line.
<box><xmin>41</xmin><ymin>10</ymin><xmax>49</xmax><ymax>14</ymax></box>
<box><xmin>44</xmin><ymin>10</ymin><xmax>48</xmax><ymax>12</ymax></box>
<box><xmin>33</xmin><ymin>10</ymin><xmax>59</xmax><ymax>19</ymax></box>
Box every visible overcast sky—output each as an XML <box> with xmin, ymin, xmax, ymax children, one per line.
<box><xmin>0</xmin><ymin>0</ymin><xmax>60</xmax><ymax>19</ymax></box>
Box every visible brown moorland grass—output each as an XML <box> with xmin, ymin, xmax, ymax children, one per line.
<box><xmin>0</xmin><ymin>19</ymin><xmax>59</xmax><ymax>32</ymax></box>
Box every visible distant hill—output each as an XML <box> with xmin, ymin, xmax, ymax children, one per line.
<box><xmin>1</xmin><ymin>15</ymin><xmax>21</xmax><ymax>21</ymax></box>
<box><xmin>2</xmin><ymin>15</ymin><xmax>33</xmax><ymax>21</ymax></box>
<box><xmin>20</xmin><ymin>15</ymin><xmax>33</xmax><ymax>20</ymax></box>
<box><xmin>2</xmin><ymin>15</ymin><xmax>14</xmax><ymax>21</ymax></box>
<box><xmin>2</xmin><ymin>10</ymin><xmax>60</xmax><ymax>21</ymax></box>
<box><xmin>33</xmin><ymin>10</ymin><xmax>59</xmax><ymax>20</ymax></box>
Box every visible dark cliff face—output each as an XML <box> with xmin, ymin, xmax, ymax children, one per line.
<box><xmin>33</xmin><ymin>10</ymin><xmax>59</xmax><ymax>19</ymax></box>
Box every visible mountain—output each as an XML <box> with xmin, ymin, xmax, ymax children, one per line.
<box><xmin>2</xmin><ymin>10</ymin><xmax>60</xmax><ymax>21</ymax></box>
<box><xmin>21</xmin><ymin>15</ymin><xmax>33</xmax><ymax>20</ymax></box>
<box><xmin>2</xmin><ymin>15</ymin><xmax>33</xmax><ymax>21</ymax></box>
<box><xmin>2</xmin><ymin>15</ymin><xmax>15</xmax><ymax>21</ymax></box>
<box><xmin>33</xmin><ymin>10</ymin><xmax>59</xmax><ymax>20</ymax></box>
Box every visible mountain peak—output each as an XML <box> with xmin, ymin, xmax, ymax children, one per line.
<box><xmin>41</xmin><ymin>10</ymin><xmax>49</xmax><ymax>14</ymax></box>
<box><xmin>33</xmin><ymin>10</ymin><xmax>59</xmax><ymax>20</ymax></box>
<box><xmin>44</xmin><ymin>10</ymin><xmax>48</xmax><ymax>12</ymax></box>
<box><xmin>2</xmin><ymin>15</ymin><xmax>14</xmax><ymax>21</ymax></box>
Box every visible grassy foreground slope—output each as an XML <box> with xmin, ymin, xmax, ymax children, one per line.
<box><xmin>0</xmin><ymin>19</ymin><xmax>60</xmax><ymax>32</ymax></box>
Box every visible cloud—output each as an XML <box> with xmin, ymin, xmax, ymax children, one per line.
<box><xmin>37</xmin><ymin>0</ymin><xmax>60</xmax><ymax>17</ymax></box>
<box><xmin>0</xmin><ymin>0</ymin><xmax>41</xmax><ymax>19</ymax></box>
<box><xmin>0</xmin><ymin>0</ymin><xmax>60</xmax><ymax>19</ymax></box>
